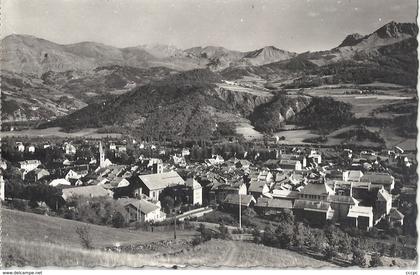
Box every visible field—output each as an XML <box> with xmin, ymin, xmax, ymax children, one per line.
<box><xmin>0</xmin><ymin>127</ymin><xmax>122</xmax><ymax>139</ymax></box>
<box><xmin>2</xmin><ymin>209</ymin><xmax>196</xmax><ymax>249</ymax></box>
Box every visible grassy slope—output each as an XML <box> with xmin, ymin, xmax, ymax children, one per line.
<box><xmin>1</xmin><ymin>208</ymin><xmax>196</xmax><ymax>249</ymax></box>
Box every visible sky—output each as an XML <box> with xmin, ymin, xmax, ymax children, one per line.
<box><xmin>2</xmin><ymin>0</ymin><xmax>418</xmax><ymax>53</ymax></box>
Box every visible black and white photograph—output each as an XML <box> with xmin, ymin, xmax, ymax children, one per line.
<box><xmin>0</xmin><ymin>0</ymin><xmax>418</xmax><ymax>270</ymax></box>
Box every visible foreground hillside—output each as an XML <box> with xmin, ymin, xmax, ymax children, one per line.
<box><xmin>1</xmin><ymin>208</ymin><xmax>196</xmax><ymax>249</ymax></box>
<box><xmin>2</xmin><ymin>209</ymin><xmax>335</xmax><ymax>268</ymax></box>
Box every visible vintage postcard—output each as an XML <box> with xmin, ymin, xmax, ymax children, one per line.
<box><xmin>0</xmin><ymin>0</ymin><xmax>417</xmax><ymax>270</ymax></box>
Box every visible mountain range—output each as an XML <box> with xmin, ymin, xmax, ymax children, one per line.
<box><xmin>1</xmin><ymin>21</ymin><xmax>418</xmax><ymax>140</ymax></box>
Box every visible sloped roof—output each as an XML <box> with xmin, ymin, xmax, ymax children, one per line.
<box><xmin>347</xmin><ymin>205</ymin><xmax>373</xmax><ymax>218</ymax></box>
<box><xmin>389</xmin><ymin>207</ymin><xmax>404</xmax><ymax>220</ymax></box>
<box><xmin>271</xmin><ymin>189</ymin><xmax>300</xmax><ymax>199</ymax></box>
<box><xmin>248</xmin><ymin>180</ymin><xmax>268</xmax><ymax>193</ymax></box>
<box><xmin>293</xmin><ymin>199</ymin><xmax>331</xmax><ymax>212</ymax></box>
<box><xmin>255</xmin><ymin>197</ymin><xmax>293</xmax><ymax>209</ymax></box>
<box><xmin>139</xmin><ymin>171</ymin><xmax>185</xmax><ymax>191</ymax></box>
<box><xmin>223</xmin><ymin>194</ymin><xmax>255</xmax><ymax>206</ymax></box>
<box><xmin>117</xmin><ymin>198</ymin><xmax>160</xmax><ymax>214</ymax></box>
<box><xmin>328</xmin><ymin>195</ymin><xmax>358</xmax><ymax>205</ymax></box>
<box><xmin>361</xmin><ymin>173</ymin><xmax>394</xmax><ymax>185</ymax></box>
<box><xmin>301</xmin><ymin>182</ymin><xmax>334</xmax><ymax>196</ymax></box>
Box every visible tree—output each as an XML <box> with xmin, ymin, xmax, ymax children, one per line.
<box><xmin>275</xmin><ymin>221</ymin><xmax>294</xmax><ymax>248</ymax></box>
<box><xmin>324</xmin><ymin>245</ymin><xmax>337</xmax><ymax>260</ymax></box>
<box><xmin>218</xmin><ymin>223</ymin><xmax>231</xmax><ymax>240</ymax></box>
<box><xmin>112</xmin><ymin>212</ymin><xmax>126</xmax><ymax>228</ymax></box>
<box><xmin>352</xmin><ymin>247</ymin><xmax>366</xmax><ymax>267</ymax></box>
<box><xmin>160</xmin><ymin>195</ymin><xmax>175</xmax><ymax>214</ymax></box>
<box><xmin>369</xmin><ymin>253</ymin><xmax>383</xmax><ymax>267</ymax></box>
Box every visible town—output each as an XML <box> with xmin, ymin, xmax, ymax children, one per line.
<box><xmin>1</xmin><ymin>134</ymin><xmax>417</xmax><ymax>267</ymax></box>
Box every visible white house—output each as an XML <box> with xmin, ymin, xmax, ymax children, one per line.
<box><xmin>19</xmin><ymin>160</ymin><xmax>41</xmax><ymax>172</ymax></box>
<box><xmin>16</xmin><ymin>142</ymin><xmax>25</xmax><ymax>152</ymax></box>
<box><xmin>50</xmin><ymin>178</ymin><xmax>71</xmax><ymax>187</ymax></box>
<box><xmin>117</xmin><ymin>198</ymin><xmax>166</xmax><ymax>223</ymax></box>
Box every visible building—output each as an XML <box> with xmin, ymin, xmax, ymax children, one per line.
<box><xmin>343</xmin><ymin>170</ymin><xmax>363</xmax><ymax>182</ymax></box>
<box><xmin>64</xmin><ymin>143</ymin><xmax>77</xmax><ymax>155</ymax></box>
<box><xmin>50</xmin><ymin>178</ymin><xmax>71</xmax><ymax>187</ymax></box>
<box><xmin>138</xmin><ymin>171</ymin><xmax>185</xmax><ymax>201</ymax></box>
<box><xmin>19</xmin><ymin>160</ymin><xmax>41</xmax><ymax>172</ymax></box>
<box><xmin>24</xmin><ymin>168</ymin><xmax>50</xmax><ymax>182</ymax></box>
<box><xmin>248</xmin><ymin>180</ymin><xmax>270</xmax><ymax>199</ymax></box>
<box><xmin>117</xmin><ymin>198</ymin><xmax>166</xmax><ymax>223</ymax></box>
<box><xmin>345</xmin><ymin>205</ymin><xmax>373</xmax><ymax>230</ymax></box>
<box><xmin>185</xmin><ymin>178</ymin><xmax>202</xmax><ymax>205</ymax></box>
<box><xmin>279</xmin><ymin>160</ymin><xmax>302</xmax><ymax>171</ymax></box>
<box><xmin>255</xmin><ymin>197</ymin><xmax>293</xmax><ymax>215</ymax></box>
<box><xmin>360</xmin><ymin>172</ymin><xmax>395</xmax><ymax>192</ymax></box>
<box><xmin>222</xmin><ymin>194</ymin><xmax>256</xmax><ymax>211</ymax></box>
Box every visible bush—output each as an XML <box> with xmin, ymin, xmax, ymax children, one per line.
<box><xmin>352</xmin><ymin>248</ymin><xmax>366</xmax><ymax>267</ymax></box>
<box><xmin>323</xmin><ymin>245</ymin><xmax>337</xmax><ymax>260</ymax></box>
<box><xmin>369</xmin><ymin>253</ymin><xmax>383</xmax><ymax>267</ymax></box>
<box><xmin>112</xmin><ymin>212</ymin><xmax>126</xmax><ymax>228</ymax></box>
<box><xmin>218</xmin><ymin>223</ymin><xmax>231</xmax><ymax>240</ymax></box>
<box><xmin>76</xmin><ymin>225</ymin><xmax>93</xmax><ymax>249</ymax></box>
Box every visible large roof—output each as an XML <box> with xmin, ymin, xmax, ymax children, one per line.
<box><xmin>248</xmin><ymin>180</ymin><xmax>268</xmax><ymax>193</ymax></box>
<box><xmin>347</xmin><ymin>205</ymin><xmax>373</xmax><ymax>218</ymax></box>
<box><xmin>361</xmin><ymin>173</ymin><xmax>394</xmax><ymax>185</ymax></box>
<box><xmin>138</xmin><ymin>171</ymin><xmax>185</xmax><ymax>191</ymax></box>
<box><xmin>223</xmin><ymin>194</ymin><xmax>255</xmax><ymax>206</ymax></box>
<box><xmin>255</xmin><ymin>197</ymin><xmax>293</xmax><ymax>209</ymax></box>
<box><xmin>117</xmin><ymin>198</ymin><xmax>160</xmax><ymax>214</ymax></box>
<box><xmin>293</xmin><ymin>199</ymin><xmax>331</xmax><ymax>212</ymax></box>
<box><xmin>301</xmin><ymin>182</ymin><xmax>334</xmax><ymax>196</ymax></box>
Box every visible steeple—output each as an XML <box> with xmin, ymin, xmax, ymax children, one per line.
<box><xmin>99</xmin><ymin>141</ymin><xmax>105</xmax><ymax>168</ymax></box>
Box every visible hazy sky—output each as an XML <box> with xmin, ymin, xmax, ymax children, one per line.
<box><xmin>2</xmin><ymin>0</ymin><xmax>418</xmax><ymax>52</ymax></box>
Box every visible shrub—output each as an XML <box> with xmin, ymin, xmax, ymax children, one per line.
<box><xmin>112</xmin><ymin>212</ymin><xmax>126</xmax><ymax>228</ymax></box>
<box><xmin>76</xmin><ymin>225</ymin><xmax>93</xmax><ymax>249</ymax></box>
<box><xmin>369</xmin><ymin>253</ymin><xmax>383</xmax><ymax>267</ymax></box>
<box><xmin>352</xmin><ymin>248</ymin><xmax>366</xmax><ymax>267</ymax></box>
<box><xmin>323</xmin><ymin>245</ymin><xmax>337</xmax><ymax>260</ymax></box>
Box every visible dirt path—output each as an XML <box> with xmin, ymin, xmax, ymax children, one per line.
<box><xmin>222</xmin><ymin>241</ymin><xmax>239</xmax><ymax>267</ymax></box>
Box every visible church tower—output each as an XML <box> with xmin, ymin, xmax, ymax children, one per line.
<box><xmin>99</xmin><ymin>141</ymin><xmax>105</xmax><ymax>168</ymax></box>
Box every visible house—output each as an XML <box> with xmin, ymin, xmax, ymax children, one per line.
<box><xmin>222</xmin><ymin>194</ymin><xmax>256</xmax><ymax>211</ymax></box>
<box><xmin>248</xmin><ymin>180</ymin><xmax>270</xmax><ymax>199</ymax></box>
<box><xmin>308</xmin><ymin>149</ymin><xmax>322</xmax><ymax>164</ymax></box>
<box><xmin>62</xmin><ymin>185</ymin><xmax>111</xmax><ymax>201</ymax></box>
<box><xmin>0</xmin><ymin>160</ymin><xmax>8</xmax><ymax>171</ymax></box>
<box><xmin>345</xmin><ymin>205</ymin><xmax>373</xmax><ymax>231</ymax></box>
<box><xmin>293</xmin><ymin>200</ymin><xmax>334</xmax><ymax>226</ymax></box>
<box><xmin>16</xmin><ymin>142</ymin><xmax>25</xmax><ymax>152</ymax></box>
<box><xmin>24</xmin><ymin>168</ymin><xmax>50</xmax><ymax>182</ymax></box>
<box><xmin>360</xmin><ymin>172</ymin><xmax>395</xmax><ymax>192</ymax></box>
<box><xmin>388</xmin><ymin>208</ymin><xmax>404</xmax><ymax>226</ymax></box>
<box><xmin>255</xmin><ymin>197</ymin><xmax>293</xmax><ymax>215</ymax></box>
<box><xmin>279</xmin><ymin>153</ymin><xmax>307</xmax><ymax>168</ymax></box>
<box><xmin>138</xmin><ymin>171</ymin><xmax>185</xmax><ymax>201</ymax></box>
<box><xmin>65</xmin><ymin>167</ymin><xmax>89</xmax><ymax>181</ymax></box>
<box><xmin>257</xmin><ymin>170</ymin><xmax>273</xmax><ymax>183</ymax></box>
<box><xmin>117</xmin><ymin>198</ymin><xmax>166</xmax><ymax>223</ymax></box>
<box><xmin>342</xmin><ymin>170</ymin><xmax>363</xmax><ymax>182</ymax></box>
<box><xmin>181</xmin><ymin>148</ymin><xmax>190</xmax><ymax>157</ymax></box>
<box><xmin>375</xmin><ymin>187</ymin><xmax>392</xmax><ymax>218</ymax></box>
<box><xmin>50</xmin><ymin>178</ymin><xmax>71</xmax><ymax>187</ymax></box>
<box><xmin>19</xmin><ymin>160</ymin><xmax>41</xmax><ymax>172</ymax></box>
<box><xmin>28</xmin><ymin>145</ymin><xmax>36</xmax><ymax>153</ymax></box>
<box><xmin>185</xmin><ymin>178</ymin><xmax>202</xmax><ymax>205</ymax></box>
<box><xmin>64</xmin><ymin>143</ymin><xmax>77</xmax><ymax>155</ymax></box>
<box><xmin>205</xmin><ymin>155</ymin><xmax>224</xmax><ymax>166</ymax></box>
<box><xmin>279</xmin><ymin>160</ymin><xmax>302</xmax><ymax>171</ymax></box>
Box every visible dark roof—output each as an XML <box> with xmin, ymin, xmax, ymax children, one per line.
<box><xmin>301</xmin><ymin>182</ymin><xmax>334</xmax><ymax>196</ymax></box>
<box><xmin>389</xmin><ymin>207</ymin><xmax>404</xmax><ymax>220</ymax></box>
<box><xmin>255</xmin><ymin>197</ymin><xmax>293</xmax><ymax>209</ymax></box>
<box><xmin>361</xmin><ymin>173</ymin><xmax>394</xmax><ymax>185</ymax></box>
<box><xmin>248</xmin><ymin>180</ymin><xmax>268</xmax><ymax>193</ymax></box>
<box><xmin>223</xmin><ymin>194</ymin><xmax>255</xmax><ymax>206</ymax></box>
<box><xmin>293</xmin><ymin>199</ymin><xmax>331</xmax><ymax>212</ymax></box>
